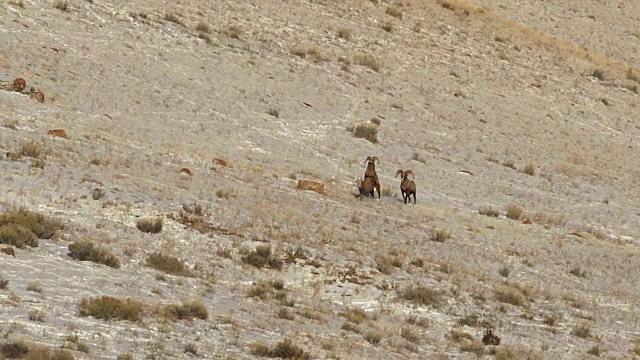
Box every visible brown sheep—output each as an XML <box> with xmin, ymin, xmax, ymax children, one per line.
<box><xmin>354</xmin><ymin>177</ymin><xmax>377</xmax><ymax>199</ymax></box>
<box><xmin>363</xmin><ymin>156</ymin><xmax>380</xmax><ymax>199</ymax></box>
<box><xmin>395</xmin><ymin>169</ymin><xmax>416</xmax><ymax>204</ymax></box>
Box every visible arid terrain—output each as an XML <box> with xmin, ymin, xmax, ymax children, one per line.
<box><xmin>2</xmin><ymin>0</ymin><xmax>640</xmax><ymax>358</ymax></box>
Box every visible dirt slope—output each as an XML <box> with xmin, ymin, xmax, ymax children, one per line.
<box><xmin>2</xmin><ymin>0</ymin><xmax>640</xmax><ymax>358</ymax></box>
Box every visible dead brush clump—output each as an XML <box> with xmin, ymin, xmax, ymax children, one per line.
<box><xmin>250</xmin><ymin>338</ymin><xmax>311</xmax><ymax>359</ymax></box>
<box><xmin>1</xmin><ymin>341</ymin><xmax>75</xmax><ymax>360</ymax></box>
<box><xmin>430</xmin><ymin>229</ymin><xmax>451</xmax><ymax>243</ymax></box>
<box><xmin>53</xmin><ymin>0</ymin><xmax>69</xmax><ymax>12</ymax></box>
<box><xmin>159</xmin><ymin>300</ymin><xmax>208</xmax><ymax>321</ymax></box>
<box><xmin>346</xmin><ymin>123</ymin><xmax>378</xmax><ymax>143</ymax></box>
<box><xmin>221</xmin><ymin>24</ymin><xmax>242</xmax><ymax>39</ymax></box>
<box><xmin>145</xmin><ymin>252</ymin><xmax>191</xmax><ymax>276</ymax></box>
<box><xmin>400</xmin><ymin>326</ymin><xmax>421</xmax><ymax>344</ymax></box>
<box><xmin>78</xmin><ymin>296</ymin><xmax>145</xmax><ymax>322</ymax></box>
<box><xmin>195</xmin><ymin>22</ymin><xmax>211</xmax><ymax>33</ymax></box>
<box><xmin>505</xmin><ymin>204</ymin><xmax>523</xmax><ymax>220</ymax></box>
<box><xmin>0</xmin><ymin>208</ymin><xmax>63</xmax><ymax>239</ymax></box>
<box><xmin>68</xmin><ymin>239</ymin><xmax>121</xmax><ymax>268</ymax></box>
<box><xmin>337</xmin><ymin>27</ymin><xmax>352</xmax><ymax>39</ymax></box>
<box><xmin>290</xmin><ymin>46</ymin><xmax>326</xmax><ymax>62</ymax></box>
<box><xmin>136</xmin><ymin>217</ymin><xmax>163</xmax><ymax>234</ymax></box>
<box><xmin>242</xmin><ymin>244</ymin><xmax>283</xmax><ymax>270</ymax></box>
<box><xmin>0</xmin><ymin>223</ymin><xmax>39</xmax><ymax>248</ymax></box>
<box><xmin>399</xmin><ymin>284</ymin><xmax>445</xmax><ymax>308</ymax></box>
<box><xmin>0</xmin><ymin>277</ymin><xmax>9</xmax><ymax>289</ymax></box>
<box><xmin>341</xmin><ymin>307</ymin><xmax>370</xmax><ymax>324</ymax></box>
<box><xmin>479</xmin><ymin>206</ymin><xmax>500</xmax><ymax>217</ymax></box>
<box><xmin>374</xmin><ymin>253</ymin><xmax>402</xmax><ymax>274</ymax></box>
<box><xmin>385</xmin><ymin>5</ymin><xmax>403</xmax><ymax>19</ymax></box>
<box><xmin>494</xmin><ymin>284</ymin><xmax>528</xmax><ymax>307</ymax></box>
<box><xmin>354</xmin><ymin>53</ymin><xmax>381</xmax><ymax>72</ymax></box>
<box><xmin>247</xmin><ymin>279</ymin><xmax>286</xmax><ymax>300</ymax></box>
<box><xmin>164</xmin><ymin>13</ymin><xmax>185</xmax><ymax>27</ymax></box>
<box><xmin>457</xmin><ymin>313</ymin><xmax>492</xmax><ymax>328</ymax></box>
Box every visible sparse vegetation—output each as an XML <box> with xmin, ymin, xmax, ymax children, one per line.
<box><xmin>27</xmin><ymin>281</ymin><xmax>42</xmax><ymax>293</ymax></box>
<box><xmin>164</xmin><ymin>13</ymin><xmax>185</xmax><ymax>27</ymax></box>
<box><xmin>78</xmin><ymin>296</ymin><xmax>144</xmax><ymax>321</ymax></box>
<box><xmin>0</xmin><ymin>209</ymin><xmax>64</xmax><ymax>244</ymax></box>
<box><xmin>267</xmin><ymin>108</ymin><xmax>280</xmax><ymax>118</ymax></box>
<box><xmin>494</xmin><ymin>286</ymin><xmax>525</xmax><ymax>307</ymax></box>
<box><xmin>479</xmin><ymin>206</ymin><xmax>500</xmax><ymax>217</ymax></box>
<box><xmin>28</xmin><ymin>309</ymin><xmax>45</xmax><ymax>322</ymax></box>
<box><xmin>0</xmin><ymin>277</ymin><xmax>8</xmax><ymax>289</ymax></box>
<box><xmin>145</xmin><ymin>252</ymin><xmax>191</xmax><ymax>276</ymax></box>
<box><xmin>242</xmin><ymin>244</ymin><xmax>283</xmax><ymax>270</ymax></box>
<box><xmin>364</xmin><ymin>331</ymin><xmax>382</xmax><ymax>345</ymax></box>
<box><xmin>399</xmin><ymin>284</ymin><xmax>445</xmax><ymax>308</ymax></box>
<box><xmin>195</xmin><ymin>22</ymin><xmax>211</xmax><ymax>33</ymax></box>
<box><xmin>592</xmin><ymin>69</ymin><xmax>606</xmax><ymax>80</ymax></box>
<box><xmin>53</xmin><ymin>0</ymin><xmax>69</xmax><ymax>12</ymax></box>
<box><xmin>505</xmin><ymin>204</ymin><xmax>523</xmax><ymax>220</ymax></box>
<box><xmin>2</xmin><ymin>119</ymin><xmax>18</xmax><ymax>129</ymax></box>
<box><xmin>498</xmin><ymin>265</ymin><xmax>510</xmax><ymax>278</ymax></box>
<box><xmin>385</xmin><ymin>6</ymin><xmax>403</xmax><ymax>19</ymax></box>
<box><xmin>135</xmin><ymin>217</ymin><xmax>163</xmax><ymax>234</ymax></box>
<box><xmin>68</xmin><ymin>240</ymin><xmax>121</xmax><ymax>268</ymax></box>
<box><xmin>523</xmin><ymin>163</ymin><xmax>535</xmax><ymax>176</ymax></box>
<box><xmin>569</xmin><ymin>266</ymin><xmax>587</xmax><ymax>278</ymax></box>
<box><xmin>0</xmin><ymin>223</ymin><xmax>39</xmax><ymax>248</ymax></box>
<box><xmin>160</xmin><ymin>300</ymin><xmax>208</xmax><ymax>320</ymax></box>
<box><xmin>571</xmin><ymin>321</ymin><xmax>592</xmax><ymax>339</ymax></box>
<box><xmin>347</xmin><ymin>123</ymin><xmax>378</xmax><ymax>143</ymax></box>
<box><xmin>1</xmin><ymin>341</ymin><xmax>74</xmax><ymax>360</ymax></box>
<box><xmin>250</xmin><ymin>338</ymin><xmax>311</xmax><ymax>359</ymax></box>
<box><xmin>222</xmin><ymin>24</ymin><xmax>242</xmax><ymax>39</ymax></box>
<box><xmin>354</xmin><ymin>53</ymin><xmax>381</xmax><ymax>72</ymax></box>
<box><xmin>337</xmin><ymin>27</ymin><xmax>352</xmax><ymax>39</ymax></box>
<box><xmin>430</xmin><ymin>229</ymin><xmax>451</xmax><ymax>243</ymax></box>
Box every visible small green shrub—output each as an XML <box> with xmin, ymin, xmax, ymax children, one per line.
<box><xmin>78</xmin><ymin>296</ymin><xmax>144</xmax><ymax>321</ymax></box>
<box><xmin>347</xmin><ymin>123</ymin><xmax>378</xmax><ymax>143</ymax></box>
<box><xmin>399</xmin><ymin>284</ymin><xmax>445</xmax><ymax>308</ymax></box>
<box><xmin>68</xmin><ymin>240</ymin><xmax>120</xmax><ymax>268</ymax></box>
<box><xmin>0</xmin><ymin>208</ymin><xmax>64</xmax><ymax>239</ymax></box>
<box><xmin>145</xmin><ymin>252</ymin><xmax>191</xmax><ymax>276</ymax></box>
<box><xmin>136</xmin><ymin>217</ymin><xmax>163</xmax><ymax>233</ymax></box>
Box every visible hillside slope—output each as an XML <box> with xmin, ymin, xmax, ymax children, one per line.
<box><xmin>2</xmin><ymin>0</ymin><xmax>640</xmax><ymax>359</ymax></box>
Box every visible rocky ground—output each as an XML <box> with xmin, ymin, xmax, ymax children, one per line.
<box><xmin>1</xmin><ymin>0</ymin><xmax>640</xmax><ymax>359</ymax></box>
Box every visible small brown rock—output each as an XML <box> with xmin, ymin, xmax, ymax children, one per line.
<box><xmin>47</xmin><ymin>129</ymin><xmax>69</xmax><ymax>139</ymax></box>
<box><xmin>297</xmin><ymin>179</ymin><xmax>324</xmax><ymax>194</ymax></box>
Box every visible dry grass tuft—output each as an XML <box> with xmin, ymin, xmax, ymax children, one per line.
<box><xmin>354</xmin><ymin>53</ymin><xmax>381</xmax><ymax>72</ymax></box>
<box><xmin>399</xmin><ymin>284</ymin><xmax>445</xmax><ymax>308</ymax></box>
<box><xmin>68</xmin><ymin>240</ymin><xmax>120</xmax><ymax>268</ymax></box>
<box><xmin>0</xmin><ymin>224</ymin><xmax>39</xmax><ymax>248</ymax></box>
<box><xmin>250</xmin><ymin>338</ymin><xmax>311</xmax><ymax>359</ymax></box>
<box><xmin>160</xmin><ymin>300</ymin><xmax>208</xmax><ymax>320</ymax></box>
<box><xmin>222</xmin><ymin>24</ymin><xmax>242</xmax><ymax>39</ymax></box>
<box><xmin>1</xmin><ymin>341</ymin><xmax>75</xmax><ymax>360</ymax></box>
<box><xmin>337</xmin><ymin>27</ymin><xmax>352</xmax><ymax>39</ymax></box>
<box><xmin>0</xmin><ymin>208</ymin><xmax>64</xmax><ymax>241</ymax></box>
<box><xmin>386</xmin><ymin>6</ymin><xmax>403</xmax><ymax>19</ymax></box>
<box><xmin>145</xmin><ymin>252</ymin><xmax>191</xmax><ymax>276</ymax></box>
<box><xmin>164</xmin><ymin>13</ymin><xmax>185</xmax><ymax>27</ymax></box>
<box><xmin>78</xmin><ymin>296</ymin><xmax>144</xmax><ymax>321</ymax></box>
<box><xmin>505</xmin><ymin>204</ymin><xmax>523</xmax><ymax>220</ymax></box>
<box><xmin>522</xmin><ymin>163</ymin><xmax>535</xmax><ymax>176</ymax></box>
<box><xmin>19</xmin><ymin>141</ymin><xmax>44</xmax><ymax>158</ymax></box>
<box><xmin>494</xmin><ymin>286</ymin><xmax>525</xmax><ymax>306</ymax></box>
<box><xmin>479</xmin><ymin>206</ymin><xmax>500</xmax><ymax>217</ymax></box>
<box><xmin>347</xmin><ymin>123</ymin><xmax>378</xmax><ymax>143</ymax></box>
<box><xmin>0</xmin><ymin>276</ymin><xmax>9</xmax><ymax>289</ymax></box>
<box><xmin>430</xmin><ymin>229</ymin><xmax>451</xmax><ymax>243</ymax></box>
<box><xmin>242</xmin><ymin>244</ymin><xmax>283</xmax><ymax>270</ymax></box>
<box><xmin>375</xmin><ymin>253</ymin><xmax>402</xmax><ymax>274</ymax></box>
<box><xmin>53</xmin><ymin>0</ymin><xmax>69</xmax><ymax>11</ymax></box>
<box><xmin>136</xmin><ymin>217</ymin><xmax>163</xmax><ymax>234</ymax></box>
<box><xmin>195</xmin><ymin>22</ymin><xmax>211</xmax><ymax>33</ymax></box>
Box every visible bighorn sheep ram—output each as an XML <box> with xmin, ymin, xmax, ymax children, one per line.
<box><xmin>395</xmin><ymin>169</ymin><xmax>416</xmax><ymax>204</ymax></box>
<box><xmin>354</xmin><ymin>176</ymin><xmax>377</xmax><ymax>199</ymax></box>
<box><xmin>362</xmin><ymin>156</ymin><xmax>381</xmax><ymax>199</ymax></box>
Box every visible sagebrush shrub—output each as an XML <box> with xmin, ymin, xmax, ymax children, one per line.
<box><xmin>78</xmin><ymin>296</ymin><xmax>144</xmax><ymax>321</ymax></box>
<box><xmin>136</xmin><ymin>218</ymin><xmax>163</xmax><ymax>234</ymax></box>
<box><xmin>145</xmin><ymin>252</ymin><xmax>190</xmax><ymax>276</ymax></box>
<box><xmin>68</xmin><ymin>240</ymin><xmax>120</xmax><ymax>268</ymax></box>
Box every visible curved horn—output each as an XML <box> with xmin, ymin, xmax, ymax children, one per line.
<box><xmin>364</xmin><ymin>156</ymin><xmax>371</xmax><ymax>164</ymax></box>
<box><xmin>395</xmin><ymin>169</ymin><xmax>403</xmax><ymax>178</ymax></box>
<box><xmin>404</xmin><ymin>170</ymin><xmax>415</xmax><ymax>179</ymax></box>
<box><xmin>372</xmin><ymin>156</ymin><xmax>380</xmax><ymax>164</ymax></box>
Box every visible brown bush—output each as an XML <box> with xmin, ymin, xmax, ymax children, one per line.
<box><xmin>68</xmin><ymin>240</ymin><xmax>120</xmax><ymax>268</ymax></box>
<box><xmin>78</xmin><ymin>296</ymin><xmax>144</xmax><ymax>321</ymax></box>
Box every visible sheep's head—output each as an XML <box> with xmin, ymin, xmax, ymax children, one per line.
<box><xmin>364</xmin><ymin>156</ymin><xmax>379</xmax><ymax>165</ymax></box>
<box><xmin>404</xmin><ymin>170</ymin><xmax>415</xmax><ymax>179</ymax></box>
<box><xmin>395</xmin><ymin>169</ymin><xmax>404</xmax><ymax>179</ymax></box>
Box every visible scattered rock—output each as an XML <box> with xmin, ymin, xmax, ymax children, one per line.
<box><xmin>47</xmin><ymin>129</ymin><xmax>69</xmax><ymax>139</ymax></box>
<box><xmin>212</xmin><ymin>157</ymin><xmax>229</xmax><ymax>167</ymax></box>
<box><xmin>0</xmin><ymin>247</ymin><xmax>16</xmax><ymax>257</ymax></box>
<box><xmin>12</xmin><ymin>78</ymin><xmax>26</xmax><ymax>92</ymax></box>
<box><xmin>297</xmin><ymin>179</ymin><xmax>324</xmax><ymax>194</ymax></box>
